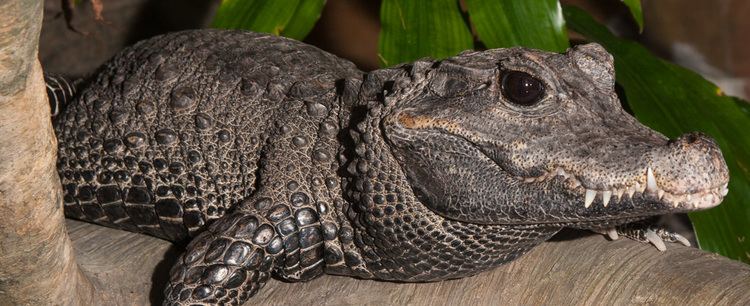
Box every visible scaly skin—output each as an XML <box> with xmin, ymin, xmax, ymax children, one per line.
<box><xmin>51</xmin><ymin>29</ymin><xmax>729</xmax><ymax>305</ymax></box>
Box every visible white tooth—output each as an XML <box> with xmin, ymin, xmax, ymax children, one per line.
<box><xmin>721</xmin><ymin>187</ymin><xmax>729</xmax><ymax>197</ymax></box>
<box><xmin>626</xmin><ymin>186</ymin><xmax>636</xmax><ymax>198</ymax></box>
<box><xmin>646</xmin><ymin>167</ymin><xmax>658</xmax><ymax>193</ymax></box>
<box><xmin>569</xmin><ymin>178</ymin><xmax>581</xmax><ymax>188</ymax></box>
<box><xmin>664</xmin><ymin>194</ymin><xmax>676</xmax><ymax>207</ymax></box>
<box><xmin>658</xmin><ymin>189</ymin><xmax>665</xmax><ymax>200</ymax></box>
<box><xmin>584</xmin><ymin>189</ymin><xmax>596</xmax><ymax>208</ymax></box>
<box><xmin>614</xmin><ymin>189</ymin><xmax>624</xmax><ymax>201</ymax></box>
<box><xmin>602</xmin><ymin>190</ymin><xmax>612</xmax><ymax>207</ymax></box>
<box><xmin>606</xmin><ymin>228</ymin><xmax>619</xmax><ymax>240</ymax></box>
<box><xmin>635</xmin><ymin>182</ymin><xmax>645</xmax><ymax>194</ymax></box>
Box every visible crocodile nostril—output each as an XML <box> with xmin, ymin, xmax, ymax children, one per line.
<box><xmin>672</xmin><ymin>132</ymin><xmax>713</xmax><ymax>148</ymax></box>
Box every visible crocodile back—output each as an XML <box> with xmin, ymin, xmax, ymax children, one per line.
<box><xmin>55</xmin><ymin>30</ymin><xmax>360</xmax><ymax>241</ymax></box>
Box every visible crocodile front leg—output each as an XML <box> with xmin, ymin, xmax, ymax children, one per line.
<box><xmin>164</xmin><ymin>113</ymin><xmax>341</xmax><ymax>304</ymax></box>
<box><xmin>164</xmin><ymin>182</ymin><xmax>333</xmax><ymax>305</ymax></box>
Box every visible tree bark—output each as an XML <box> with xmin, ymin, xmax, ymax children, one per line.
<box><xmin>0</xmin><ymin>0</ymin><xmax>748</xmax><ymax>305</ymax></box>
<box><xmin>0</xmin><ymin>1</ymin><xmax>96</xmax><ymax>305</ymax></box>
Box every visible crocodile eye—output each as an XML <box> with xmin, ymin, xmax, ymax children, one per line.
<box><xmin>501</xmin><ymin>71</ymin><xmax>545</xmax><ymax>106</ymax></box>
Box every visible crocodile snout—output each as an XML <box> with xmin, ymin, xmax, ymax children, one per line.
<box><xmin>646</xmin><ymin>132</ymin><xmax>729</xmax><ymax>208</ymax></box>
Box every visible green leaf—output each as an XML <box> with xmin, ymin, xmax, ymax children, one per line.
<box><xmin>280</xmin><ymin>0</ymin><xmax>327</xmax><ymax>40</ymax></box>
<box><xmin>378</xmin><ymin>0</ymin><xmax>473</xmax><ymax>67</ymax></box>
<box><xmin>466</xmin><ymin>0</ymin><xmax>568</xmax><ymax>52</ymax></box>
<box><xmin>565</xmin><ymin>5</ymin><xmax>750</xmax><ymax>263</ymax></box>
<box><xmin>621</xmin><ymin>0</ymin><xmax>644</xmax><ymax>32</ymax></box>
<box><xmin>212</xmin><ymin>0</ymin><xmax>326</xmax><ymax>40</ymax></box>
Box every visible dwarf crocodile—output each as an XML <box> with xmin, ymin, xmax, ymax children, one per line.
<box><xmin>50</xmin><ymin>29</ymin><xmax>730</xmax><ymax>305</ymax></box>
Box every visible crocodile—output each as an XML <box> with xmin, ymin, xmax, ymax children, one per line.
<box><xmin>51</xmin><ymin>29</ymin><xmax>729</xmax><ymax>305</ymax></box>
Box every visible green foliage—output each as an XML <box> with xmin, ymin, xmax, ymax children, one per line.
<box><xmin>212</xmin><ymin>0</ymin><xmax>325</xmax><ymax>40</ymax></box>
<box><xmin>565</xmin><ymin>6</ymin><xmax>750</xmax><ymax>263</ymax></box>
<box><xmin>281</xmin><ymin>0</ymin><xmax>327</xmax><ymax>39</ymax></box>
<box><xmin>378</xmin><ymin>0</ymin><xmax>568</xmax><ymax>64</ymax></box>
<box><xmin>466</xmin><ymin>0</ymin><xmax>568</xmax><ymax>52</ymax></box>
<box><xmin>378</xmin><ymin>0</ymin><xmax>473</xmax><ymax>66</ymax></box>
<box><xmin>621</xmin><ymin>0</ymin><xmax>644</xmax><ymax>32</ymax></box>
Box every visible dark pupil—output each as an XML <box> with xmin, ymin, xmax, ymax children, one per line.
<box><xmin>502</xmin><ymin>71</ymin><xmax>544</xmax><ymax>106</ymax></box>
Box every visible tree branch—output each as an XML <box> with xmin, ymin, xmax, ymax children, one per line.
<box><xmin>0</xmin><ymin>1</ymin><xmax>96</xmax><ymax>304</ymax></box>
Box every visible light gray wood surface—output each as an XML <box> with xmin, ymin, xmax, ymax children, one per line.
<box><xmin>68</xmin><ymin>219</ymin><xmax>750</xmax><ymax>305</ymax></box>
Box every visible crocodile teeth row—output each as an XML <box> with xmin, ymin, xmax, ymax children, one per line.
<box><xmin>517</xmin><ymin>167</ymin><xmax>729</xmax><ymax>209</ymax></box>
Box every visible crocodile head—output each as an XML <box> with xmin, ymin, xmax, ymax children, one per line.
<box><xmin>381</xmin><ymin>43</ymin><xmax>729</xmax><ymax>226</ymax></box>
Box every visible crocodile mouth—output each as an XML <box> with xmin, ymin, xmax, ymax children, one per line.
<box><xmin>465</xmin><ymin>131</ymin><xmax>730</xmax><ymax>214</ymax></box>
<box><xmin>468</xmin><ymin>127</ymin><xmax>731</xmax><ymax>213</ymax></box>
<box><xmin>513</xmin><ymin>166</ymin><xmax>728</xmax><ymax>210</ymax></box>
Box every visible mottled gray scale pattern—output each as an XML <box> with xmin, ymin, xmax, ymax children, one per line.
<box><xmin>55</xmin><ymin>30</ymin><xmax>360</xmax><ymax>241</ymax></box>
<box><xmin>164</xmin><ymin>212</ymin><xmax>280</xmax><ymax>305</ymax></box>
<box><xmin>52</xmin><ymin>29</ymin><xmax>729</xmax><ymax>306</ymax></box>
<box><xmin>334</xmin><ymin>97</ymin><xmax>560</xmax><ymax>281</ymax></box>
<box><xmin>236</xmin><ymin>83</ymin><xmax>346</xmax><ymax>282</ymax></box>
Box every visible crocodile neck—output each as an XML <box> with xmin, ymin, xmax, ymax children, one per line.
<box><xmin>326</xmin><ymin>73</ymin><xmax>561</xmax><ymax>281</ymax></box>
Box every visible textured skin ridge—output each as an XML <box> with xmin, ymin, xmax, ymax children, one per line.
<box><xmin>56</xmin><ymin>30</ymin><xmax>359</xmax><ymax>241</ymax></box>
<box><xmin>332</xmin><ymin>88</ymin><xmax>560</xmax><ymax>281</ymax></box>
<box><xmin>52</xmin><ymin>30</ymin><xmax>729</xmax><ymax>305</ymax></box>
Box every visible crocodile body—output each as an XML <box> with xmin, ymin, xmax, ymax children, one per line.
<box><xmin>53</xmin><ymin>29</ymin><xmax>729</xmax><ymax>305</ymax></box>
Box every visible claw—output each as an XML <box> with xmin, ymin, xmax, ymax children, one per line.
<box><xmin>644</xmin><ymin>229</ymin><xmax>667</xmax><ymax>252</ymax></box>
<box><xmin>606</xmin><ymin>228</ymin><xmax>619</xmax><ymax>240</ymax></box>
<box><xmin>672</xmin><ymin>233</ymin><xmax>691</xmax><ymax>247</ymax></box>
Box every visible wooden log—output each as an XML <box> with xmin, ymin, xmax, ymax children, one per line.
<box><xmin>68</xmin><ymin>219</ymin><xmax>750</xmax><ymax>305</ymax></box>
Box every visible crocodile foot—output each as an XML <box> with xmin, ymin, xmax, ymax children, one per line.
<box><xmin>595</xmin><ymin>226</ymin><xmax>691</xmax><ymax>251</ymax></box>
